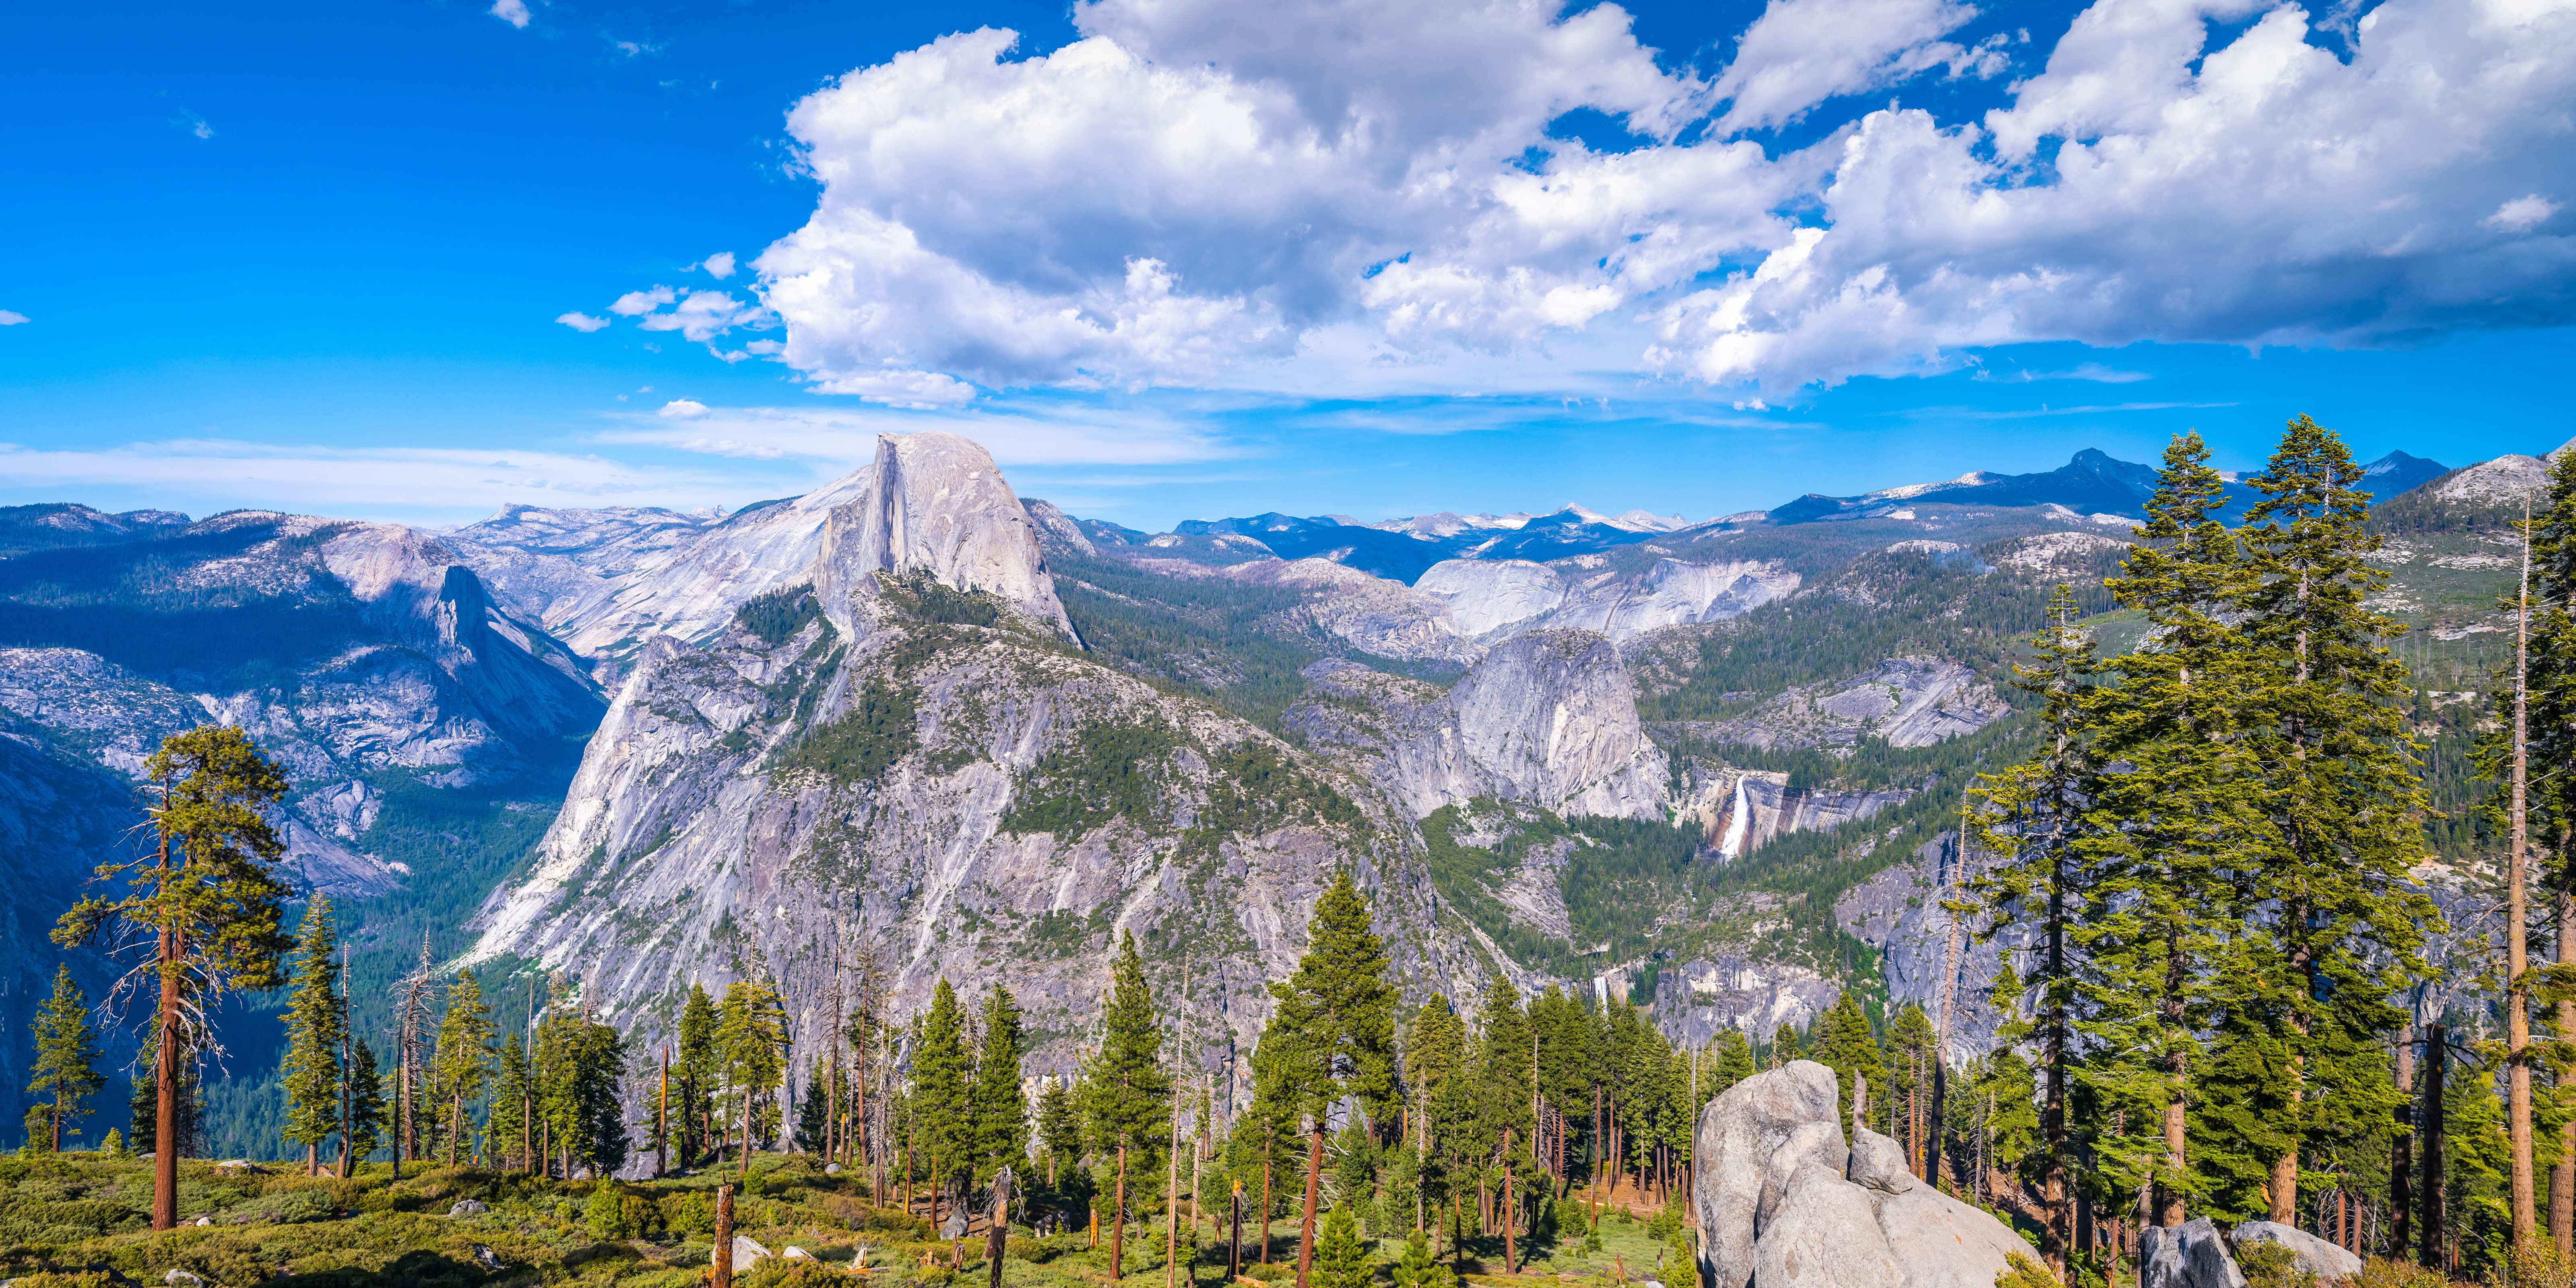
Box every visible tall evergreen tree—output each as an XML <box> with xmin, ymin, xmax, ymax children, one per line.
<box><xmin>2077</xmin><ymin>430</ymin><xmax>2262</xmax><ymax>1228</ymax></box>
<box><xmin>53</xmin><ymin>725</ymin><xmax>293</xmax><ymax>1230</ymax></box>
<box><xmin>488</xmin><ymin>1031</ymin><xmax>534</xmax><ymax>1173</ymax></box>
<box><xmin>678</xmin><ymin>982</ymin><xmax>718</xmax><ymax>1164</ymax></box>
<box><xmin>1267</xmin><ymin>872</ymin><xmax>1397</xmax><ymax>1288</ymax></box>
<box><xmin>717</xmin><ymin>979</ymin><xmax>788</xmax><ymax>1178</ymax></box>
<box><xmin>27</xmin><ymin>965</ymin><xmax>103</xmax><ymax>1154</ymax></box>
<box><xmin>795</xmin><ymin>1057</ymin><xmax>831</xmax><ymax>1154</ymax></box>
<box><xmin>430</xmin><ymin>969</ymin><xmax>495</xmax><ymax>1167</ymax></box>
<box><xmin>278</xmin><ymin>897</ymin><xmax>343</xmax><ymax>1174</ymax></box>
<box><xmin>2524</xmin><ymin>446</ymin><xmax>2576</xmax><ymax>1243</ymax></box>
<box><xmin>1968</xmin><ymin>584</ymin><xmax>2104</xmax><ymax>1269</ymax></box>
<box><xmin>1767</xmin><ymin>1023</ymin><xmax>1801</xmax><ymax>1070</ymax></box>
<box><xmin>1086</xmin><ymin>931</ymin><xmax>1171</xmax><ymax>1279</ymax></box>
<box><xmin>345</xmin><ymin>1038</ymin><xmax>387</xmax><ymax>1169</ymax></box>
<box><xmin>973</xmin><ymin>984</ymin><xmax>1030</xmax><ymax>1178</ymax></box>
<box><xmin>1705</xmin><ymin>1029</ymin><xmax>1755</xmax><ymax>1100</ymax></box>
<box><xmin>914</xmin><ymin>978</ymin><xmax>976</xmax><ymax>1202</ymax></box>
<box><xmin>1038</xmin><ymin>1074</ymin><xmax>1080</xmax><ymax>1189</ymax></box>
<box><xmin>2229</xmin><ymin>414</ymin><xmax>2436</xmax><ymax>1224</ymax></box>
<box><xmin>1806</xmin><ymin>993</ymin><xmax>1885</xmax><ymax>1124</ymax></box>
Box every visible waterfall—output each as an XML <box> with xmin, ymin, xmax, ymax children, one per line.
<box><xmin>1718</xmin><ymin>775</ymin><xmax>1752</xmax><ymax>860</ymax></box>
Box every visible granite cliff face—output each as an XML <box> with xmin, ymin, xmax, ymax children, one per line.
<box><xmin>0</xmin><ymin>516</ymin><xmax>604</xmax><ymax>899</ymax></box>
<box><xmin>1284</xmin><ymin>631</ymin><xmax>1670</xmax><ymax>822</ymax></box>
<box><xmin>813</xmin><ymin>432</ymin><xmax>1075</xmax><ymax>640</ymax></box>
<box><xmin>468</xmin><ymin>437</ymin><xmax>1492</xmax><ymax>1086</ymax></box>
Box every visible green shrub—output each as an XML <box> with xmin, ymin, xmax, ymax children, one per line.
<box><xmin>1995</xmin><ymin>1249</ymin><xmax>2058</xmax><ymax>1288</ymax></box>
<box><xmin>586</xmin><ymin>1181</ymin><xmax>634</xmax><ymax>1239</ymax></box>
<box><xmin>2235</xmin><ymin>1240</ymin><xmax>2316</xmax><ymax>1288</ymax></box>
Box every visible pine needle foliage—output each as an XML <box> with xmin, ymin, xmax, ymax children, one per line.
<box><xmin>27</xmin><ymin>966</ymin><xmax>103</xmax><ymax>1154</ymax></box>
<box><xmin>277</xmin><ymin>898</ymin><xmax>343</xmax><ymax>1171</ymax></box>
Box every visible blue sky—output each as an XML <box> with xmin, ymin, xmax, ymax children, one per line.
<box><xmin>3</xmin><ymin>0</ymin><xmax>2570</xmax><ymax>531</ymax></box>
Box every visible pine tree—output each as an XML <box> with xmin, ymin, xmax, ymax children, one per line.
<box><xmin>1038</xmin><ymin>1074</ymin><xmax>1080</xmax><ymax>1189</ymax></box>
<box><xmin>2525</xmin><ymin>446</ymin><xmax>2576</xmax><ymax>1243</ymax></box>
<box><xmin>1705</xmin><ymin>1029</ymin><xmax>1755</xmax><ymax>1099</ymax></box>
<box><xmin>1086</xmin><ymin>931</ymin><xmax>1172</xmax><ymax>1280</ymax></box>
<box><xmin>795</xmin><ymin>1057</ymin><xmax>830</xmax><ymax>1154</ymax></box>
<box><xmin>278</xmin><ymin>896</ymin><xmax>344</xmax><ymax>1174</ymax></box>
<box><xmin>2079</xmin><ymin>430</ymin><xmax>2260</xmax><ymax>1227</ymax></box>
<box><xmin>1806</xmin><ymin>993</ymin><xmax>1885</xmax><ymax>1123</ymax></box>
<box><xmin>972</xmin><ymin>985</ymin><xmax>1029</xmax><ymax>1178</ymax></box>
<box><xmin>430</xmin><ymin>970</ymin><xmax>495</xmax><ymax>1168</ymax></box>
<box><xmin>2231</xmin><ymin>414</ymin><xmax>2437</xmax><ymax>1224</ymax></box>
<box><xmin>1314</xmin><ymin>1203</ymin><xmax>1373</xmax><ymax>1288</ymax></box>
<box><xmin>679</xmin><ymin>982</ymin><xmax>718</xmax><ymax>1165</ymax></box>
<box><xmin>27</xmin><ymin>965</ymin><xmax>103</xmax><ymax>1154</ymax></box>
<box><xmin>1268</xmin><ymin>872</ymin><xmax>1397</xmax><ymax>1288</ymax></box>
<box><xmin>1768</xmin><ymin>1023</ymin><xmax>1800</xmax><ymax>1070</ymax></box>
<box><xmin>1967</xmin><ymin>583</ymin><xmax>2103</xmax><ymax>1269</ymax></box>
<box><xmin>346</xmin><ymin>1038</ymin><xmax>387</xmax><ymax>1167</ymax></box>
<box><xmin>52</xmin><ymin>725</ymin><xmax>293</xmax><ymax>1229</ymax></box>
<box><xmin>1882</xmin><ymin>1005</ymin><xmax>1939</xmax><ymax>1168</ymax></box>
<box><xmin>489</xmin><ymin>1032</ymin><xmax>533</xmax><ymax>1172</ymax></box>
<box><xmin>1389</xmin><ymin>1226</ymin><xmax>1454</xmax><ymax>1288</ymax></box>
<box><xmin>717</xmin><ymin>979</ymin><xmax>787</xmax><ymax>1179</ymax></box>
<box><xmin>914</xmin><ymin>978</ymin><xmax>976</xmax><ymax>1203</ymax></box>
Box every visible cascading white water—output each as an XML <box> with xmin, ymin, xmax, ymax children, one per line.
<box><xmin>1718</xmin><ymin>774</ymin><xmax>1751</xmax><ymax>861</ymax></box>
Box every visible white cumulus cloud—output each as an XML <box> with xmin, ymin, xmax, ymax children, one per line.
<box><xmin>637</xmin><ymin>0</ymin><xmax>2576</xmax><ymax>398</ymax></box>
<box><xmin>0</xmin><ymin>311</ymin><xmax>27</xmax><ymax>326</ymax></box>
<box><xmin>555</xmin><ymin>312</ymin><xmax>610</xmax><ymax>332</ymax></box>
<box><xmin>490</xmin><ymin>0</ymin><xmax>532</xmax><ymax>29</ymax></box>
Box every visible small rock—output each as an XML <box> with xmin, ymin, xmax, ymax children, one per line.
<box><xmin>785</xmin><ymin>1246</ymin><xmax>814</xmax><ymax>1260</ymax></box>
<box><xmin>825</xmin><ymin>1162</ymin><xmax>843</xmax><ymax>1175</ymax></box>
<box><xmin>474</xmin><ymin>1245</ymin><xmax>502</xmax><ymax>1271</ymax></box>
<box><xmin>193</xmin><ymin>1216</ymin><xmax>213</xmax><ymax>1226</ymax></box>
<box><xmin>733</xmin><ymin>1234</ymin><xmax>774</xmax><ymax>1266</ymax></box>
<box><xmin>448</xmin><ymin>1199</ymin><xmax>489</xmax><ymax>1217</ymax></box>
<box><xmin>166</xmin><ymin>1273</ymin><xmax>206</xmax><ymax>1288</ymax></box>
<box><xmin>940</xmin><ymin>1211</ymin><xmax>969</xmax><ymax>1239</ymax></box>
<box><xmin>1842</xmin><ymin>1127</ymin><xmax>1914</xmax><ymax>1195</ymax></box>
<box><xmin>2230</xmin><ymin>1222</ymin><xmax>2362</xmax><ymax>1283</ymax></box>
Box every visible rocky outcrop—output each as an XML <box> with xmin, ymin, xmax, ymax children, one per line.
<box><xmin>1286</xmin><ymin>631</ymin><xmax>1668</xmax><ymax>821</ymax></box>
<box><xmin>2141</xmin><ymin>1218</ymin><xmax>2245</xmax><ymax>1288</ymax></box>
<box><xmin>2230</xmin><ymin>1221</ymin><xmax>2361</xmax><ymax>1282</ymax></box>
<box><xmin>1672</xmin><ymin>657</ymin><xmax>2005</xmax><ymax>752</ymax></box>
<box><xmin>1834</xmin><ymin>830</ymin><xmax>2020</xmax><ymax>1062</ymax></box>
<box><xmin>468</xmin><ymin>456</ymin><xmax>1491</xmax><ymax>1097</ymax></box>
<box><xmin>814</xmin><ymin>432</ymin><xmax>1075</xmax><ymax>639</ymax></box>
<box><xmin>1655</xmin><ymin>951</ymin><xmax>1839</xmax><ymax>1049</ymax></box>
<box><xmin>1675</xmin><ymin>769</ymin><xmax>1915</xmax><ymax>860</ymax></box>
<box><xmin>1695</xmin><ymin>1063</ymin><xmax>2039</xmax><ymax>1288</ymax></box>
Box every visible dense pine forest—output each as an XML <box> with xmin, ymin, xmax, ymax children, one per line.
<box><xmin>7</xmin><ymin>419</ymin><xmax>2574</xmax><ymax>1288</ymax></box>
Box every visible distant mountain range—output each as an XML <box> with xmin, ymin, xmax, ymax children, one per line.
<box><xmin>1079</xmin><ymin>446</ymin><xmax>2458</xmax><ymax>584</ymax></box>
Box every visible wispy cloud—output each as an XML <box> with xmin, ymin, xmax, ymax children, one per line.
<box><xmin>555</xmin><ymin>312</ymin><xmax>609</xmax><ymax>332</ymax></box>
<box><xmin>0</xmin><ymin>439</ymin><xmax>760</xmax><ymax>516</ymax></box>
<box><xmin>0</xmin><ymin>311</ymin><xmax>27</xmax><ymax>326</ymax></box>
<box><xmin>592</xmin><ymin>401</ymin><xmax>1237</xmax><ymax>469</ymax></box>
<box><xmin>1945</xmin><ymin>401</ymin><xmax>2237</xmax><ymax>420</ymax></box>
<box><xmin>1973</xmin><ymin>362</ymin><xmax>2150</xmax><ymax>384</ymax></box>
<box><xmin>489</xmin><ymin>0</ymin><xmax>531</xmax><ymax>29</ymax></box>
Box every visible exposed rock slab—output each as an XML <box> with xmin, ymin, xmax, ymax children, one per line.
<box><xmin>2230</xmin><ymin>1221</ymin><xmax>2361</xmax><ymax>1282</ymax></box>
<box><xmin>1286</xmin><ymin>630</ymin><xmax>1668</xmax><ymax>821</ymax></box>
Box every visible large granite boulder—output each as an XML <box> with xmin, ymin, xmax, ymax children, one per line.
<box><xmin>2231</xmin><ymin>1222</ymin><xmax>2362</xmax><ymax>1282</ymax></box>
<box><xmin>1693</xmin><ymin>1061</ymin><xmax>2043</xmax><ymax>1288</ymax></box>
<box><xmin>1753</xmin><ymin>1161</ymin><xmax>1903</xmax><ymax>1287</ymax></box>
<box><xmin>1695</xmin><ymin>1060</ymin><xmax>1841</xmax><ymax>1288</ymax></box>
<box><xmin>2141</xmin><ymin>1218</ymin><xmax>2245</xmax><ymax>1288</ymax></box>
